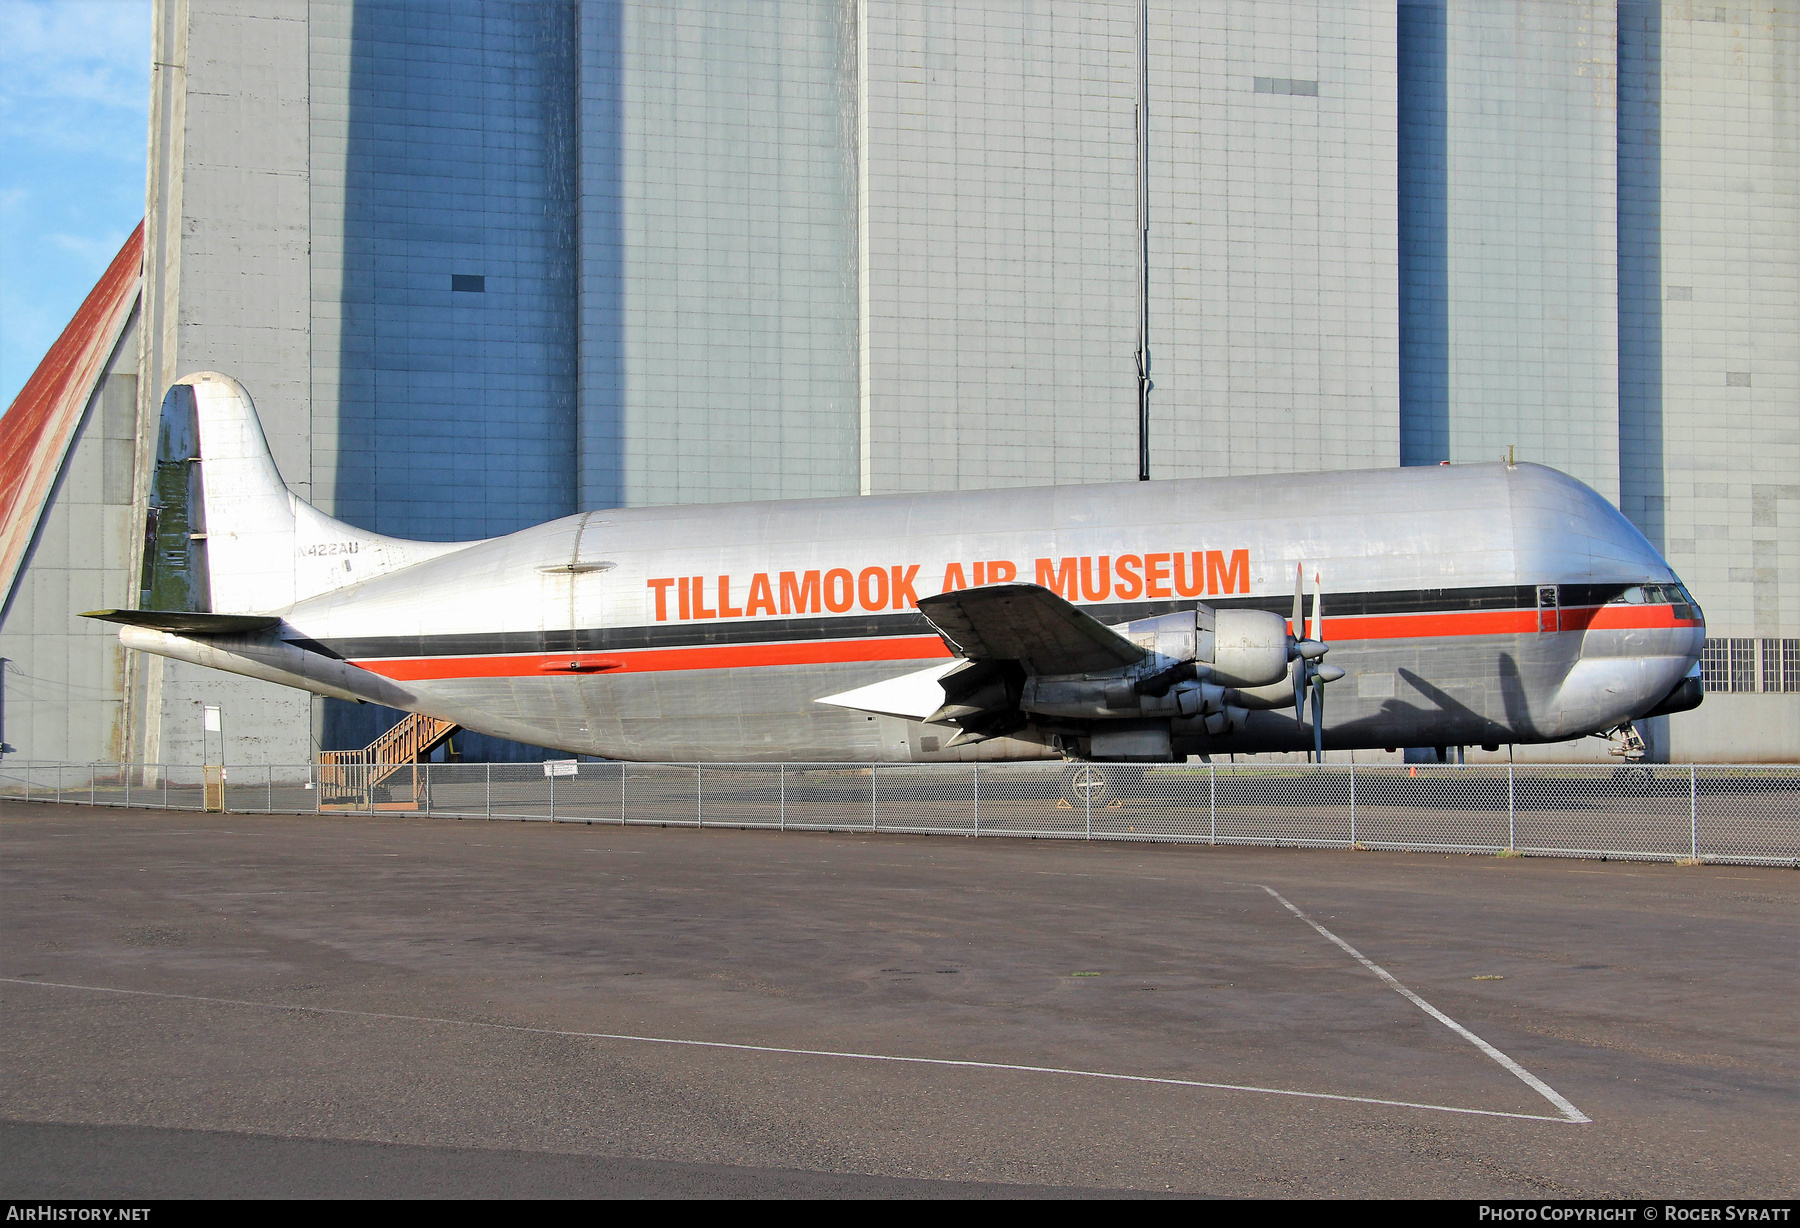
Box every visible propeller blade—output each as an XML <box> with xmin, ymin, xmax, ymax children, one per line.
<box><xmin>1291</xmin><ymin>657</ymin><xmax>1307</xmax><ymax>727</ymax></box>
<box><xmin>1311</xmin><ymin>571</ymin><xmax>1323</xmax><ymax>644</ymax></box>
<box><xmin>1311</xmin><ymin>675</ymin><xmax>1325</xmax><ymax>762</ymax></box>
<box><xmin>1292</xmin><ymin>563</ymin><xmax>1305</xmax><ymax>640</ymax></box>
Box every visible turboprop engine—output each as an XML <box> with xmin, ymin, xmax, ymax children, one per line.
<box><xmin>818</xmin><ymin>572</ymin><xmax>1348</xmax><ymax>761</ymax></box>
<box><xmin>1016</xmin><ymin>605</ymin><xmax>1290</xmax><ymax>738</ymax></box>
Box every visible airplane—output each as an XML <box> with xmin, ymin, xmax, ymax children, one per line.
<box><xmin>87</xmin><ymin>373</ymin><xmax>1706</xmax><ymax>765</ymax></box>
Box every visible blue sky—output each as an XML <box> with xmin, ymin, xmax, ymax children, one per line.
<box><xmin>0</xmin><ymin>0</ymin><xmax>151</xmax><ymax>408</ymax></box>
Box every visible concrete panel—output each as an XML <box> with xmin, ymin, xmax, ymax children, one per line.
<box><xmin>137</xmin><ymin>0</ymin><xmax>316</xmax><ymax>766</ymax></box>
<box><xmin>1400</xmin><ymin>0</ymin><xmax>1620</xmax><ymax>503</ymax></box>
<box><xmin>583</xmin><ymin>0</ymin><xmax>859</xmax><ymax>510</ymax></box>
<box><xmin>1668</xmin><ymin>694</ymin><xmax>1800</xmax><ymax>764</ymax></box>
<box><xmin>860</xmin><ymin>0</ymin><xmax>1139</xmax><ymax>494</ymax></box>
<box><xmin>0</xmin><ymin>328</ymin><xmax>142</xmax><ymax>764</ymax></box>
<box><xmin>1150</xmin><ymin>0</ymin><xmax>1400</xmax><ymax>479</ymax></box>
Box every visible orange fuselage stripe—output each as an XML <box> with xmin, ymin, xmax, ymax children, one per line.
<box><xmin>351</xmin><ymin>605</ymin><xmax>1699</xmax><ymax>682</ymax></box>
<box><xmin>360</xmin><ymin>635</ymin><xmax>951</xmax><ymax>681</ymax></box>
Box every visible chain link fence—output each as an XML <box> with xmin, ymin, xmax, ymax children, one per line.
<box><xmin>1</xmin><ymin>760</ymin><xmax>1794</xmax><ymax>867</ymax></box>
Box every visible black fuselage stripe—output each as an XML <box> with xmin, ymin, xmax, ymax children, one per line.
<box><xmin>305</xmin><ymin>582</ymin><xmax>1636</xmax><ymax>662</ymax></box>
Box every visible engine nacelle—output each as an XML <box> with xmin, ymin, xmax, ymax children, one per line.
<box><xmin>1209</xmin><ymin>609</ymin><xmax>1289</xmax><ymax>687</ymax></box>
<box><xmin>1011</xmin><ymin>604</ymin><xmax>1286</xmax><ymax>728</ymax></box>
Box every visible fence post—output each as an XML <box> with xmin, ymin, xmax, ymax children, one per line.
<box><xmin>123</xmin><ymin>764</ymin><xmax>130</xmax><ymax>809</ymax></box>
<box><xmin>485</xmin><ymin>761</ymin><xmax>492</xmax><ymax>820</ymax></box>
<box><xmin>1209</xmin><ymin>763</ymin><xmax>1217</xmax><ymax>845</ymax></box>
<box><xmin>1349</xmin><ymin>763</ymin><xmax>1356</xmax><ymax>847</ymax></box>
<box><xmin>266</xmin><ymin>763</ymin><xmax>273</xmax><ymax>814</ymax></box>
<box><xmin>163</xmin><ymin>768</ymin><xmax>169</xmax><ymax>810</ymax></box>
<box><xmin>972</xmin><ymin>762</ymin><xmax>979</xmax><ymax>837</ymax></box>
<box><xmin>90</xmin><ymin>764</ymin><xmax>96</xmax><ymax>807</ymax></box>
<box><xmin>1690</xmin><ymin>763</ymin><xmax>1698</xmax><ymax>861</ymax></box>
<box><xmin>55</xmin><ymin>765</ymin><xmax>62</xmax><ymax>805</ymax></box>
<box><xmin>549</xmin><ymin>766</ymin><xmax>556</xmax><ymax>822</ymax></box>
<box><xmin>779</xmin><ymin>762</ymin><xmax>786</xmax><ymax>832</ymax></box>
<box><xmin>696</xmin><ymin>763</ymin><xmax>703</xmax><ymax>828</ymax></box>
<box><xmin>618</xmin><ymin>761</ymin><xmax>626</xmax><ymax>825</ymax></box>
<box><xmin>1085</xmin><ymin>766</ymin><xmax>1092</xmax><ymax>834</ymax></box>
<box><xmin>1508</xmin><ymin>763</ymin><xmax>1516</xmax><ymax>852</ymax></box>
<box><xmin>871</xmin><ymin>763</ymin><xmax>878</xmax><ymax>832</ymax></box>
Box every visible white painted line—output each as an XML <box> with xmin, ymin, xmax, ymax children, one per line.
<box><xmin>1256</xmin><ymin>885</ymin><xmax>1591</xmax><ymax>1124</ymax></box>
<box><xmin>0</xmin><ymin>976</ymin><xmax>1575</xmax><ymax>1124</ymax></box>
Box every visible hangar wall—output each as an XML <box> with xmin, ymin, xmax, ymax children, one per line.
<box><xmin>858</xmin><ymin>0</ymin><xmax>1401</xmax><ymax>494</ymax></box>
<box><xmin>583</xmin><ymin>0</ymin><xmax>861</xmax><ymax>510</ymax></box>
<box><xmin>1436</xmin><ymin>1</ymin><xmax>1620</xmax><ymax>502</ymax></box>
<box><xmin>857</xmin><ymin>1</ymin><xmax>1141</xmax><ymax>492</ymax></box>
<box><xmin>0</xmin><ymin>323</ymin><xmax>141</xmax><ymax>764</ymax></box>
<box><xmin>136</xmin><ymin>0</ymin><xmax>317</xmax><ymax>767</ymax></box>
<box><xmin>1651</xmin><ymin>2</ymin><xmax>1799</xmax><ymax>759</ymax></box>
<box><xmin>309</xmin><ymin>0</ymin><xmax>582</xmax><ymax>542</ymax></box>
<box><xmin>4</xmin><ymin>0</ymin><xmax>1795</xmax><ymax>764</ymax></box>
<box><xmin>1146</xmin><ymin>1</ymin><xmax>1401</xmax><ymax>481</ymax></box>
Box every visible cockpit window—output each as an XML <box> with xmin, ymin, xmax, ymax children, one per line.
<box><xmin>1607</xmin><ymin>583</ymin><xmax>1702</xmax><ymax>621</ymax></box>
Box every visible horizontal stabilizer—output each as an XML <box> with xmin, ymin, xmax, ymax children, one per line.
<box><xmin>81</xmin><ymin>609</ymin><xmax>279</xmax><ymax>635</ymax></box>
<box><xmin>917</xmin><ymin>583</ymin><xmax>1146</xmax><ymax>676</ymax></box>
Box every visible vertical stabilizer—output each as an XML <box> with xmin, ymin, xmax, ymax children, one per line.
<box><xmin>167</xmin><ymin>373</ymin><xmax>476</xmax><ymax>614</ymax></box>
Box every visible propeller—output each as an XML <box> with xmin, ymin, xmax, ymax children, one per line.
<box><xmin>1289</xmin><ymin>565</ymin><xmax>1344</xmax><ymax>762</ymax></box>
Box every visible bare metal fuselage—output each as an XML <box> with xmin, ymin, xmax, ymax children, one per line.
<box><xmin>129</xmin><ymin>458</ymin><xmax>1698</xmax><ymax>762</ymax></box>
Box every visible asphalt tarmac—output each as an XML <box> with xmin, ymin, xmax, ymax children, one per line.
<box><xmin>1</xmin><ymin>799</ymin><xmax>1793</xmax><ymax>1198</ymax></box>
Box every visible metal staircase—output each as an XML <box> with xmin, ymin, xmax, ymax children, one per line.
<box><xmin>317</xmin><ymin>712</ymin><xmax>459</xmax><ymax>809</ymax></box>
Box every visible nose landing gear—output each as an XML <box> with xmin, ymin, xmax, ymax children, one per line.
<box><xmin>1604</xmin><ymin>722</ymin><xmax>1648</xmax><ymax>762</ymax></box>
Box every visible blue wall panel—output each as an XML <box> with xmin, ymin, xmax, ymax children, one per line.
<box><xmin>335</xmin><ymin>0</ymin><xmax>580</xmax><ymax>542</ymax></box>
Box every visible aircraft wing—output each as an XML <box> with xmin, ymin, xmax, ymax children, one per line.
<box><xmin>916</xmin><ymin>583</ymin><xmax>1146</xmax><ymax>675</ymax></box>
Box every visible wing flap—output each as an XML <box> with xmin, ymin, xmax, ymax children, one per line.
<box><xmin>916</xmin><ymin>583</ymin><xmax>1146</xmax><ymax>675</ymax></box>
<box><xmin>816</xmin><ymin>660</ymin><xmax>966</xmax><ymax>721</ymax></box>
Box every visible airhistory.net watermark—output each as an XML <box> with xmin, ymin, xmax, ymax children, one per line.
<box><xmin>5</xmin><ymin>1210</ymin><xmax>151</xmax><ymax>1223</ymax></box>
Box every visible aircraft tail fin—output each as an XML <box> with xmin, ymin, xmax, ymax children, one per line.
<box><xmin>144</xmin><ymin>373</ymin><xmax>474</xmax><ymax>615</ymax></box>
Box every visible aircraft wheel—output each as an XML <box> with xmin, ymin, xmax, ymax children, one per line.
<box><xmin>1062</xmin><ymin>764</ymin><xmax>1110</xmax><ymax>806</ymax></box>
<box><xmin>1611</xmin><ymin>764</ymin><xmax>1655</xmax><ymax>793</ymax></box>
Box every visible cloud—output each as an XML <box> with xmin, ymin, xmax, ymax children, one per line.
<box><xmin>0</xmin><ymin>1</ymin><xmax>151</xmax><ymax>160</ymax></box>
<box><xmin>0</xmin><ymin>1</ymin><xmax>149</xmax><ymax>406</ymax></box>
<box><xmin>49</xmin><ymin>229</ymin><xmax>132</xmax><ymax>266</ymax></box>
<box><xmin>0</xmin><ymin>1</ymin><xmax>151</xmax><ymax>108</ymax></box>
